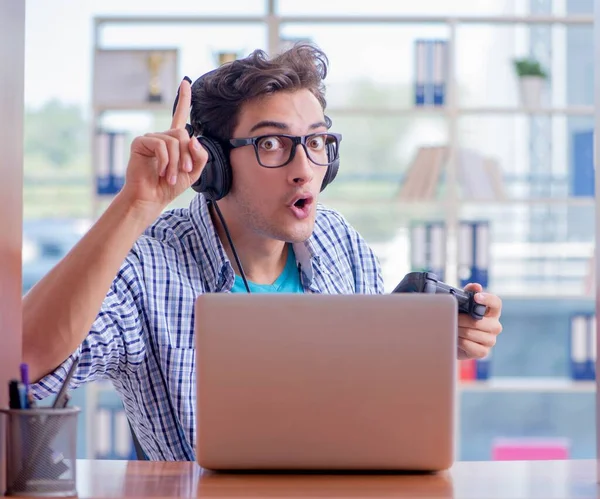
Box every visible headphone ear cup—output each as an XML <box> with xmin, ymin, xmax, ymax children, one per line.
<box><xmin>191</xmin><ymin>136</ymin><xmax>232</xmax><ymax>201</ymax></box>
<box><xmin>320</xmin><ymin>143</ymin><xmax>339</xmax><ymax>192</ymax></box>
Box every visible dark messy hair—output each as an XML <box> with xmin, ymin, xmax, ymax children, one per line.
<box><xmin>189</xmin><ymin>43</ymin><xmax>329</xmax><ymax>141</ymax></box>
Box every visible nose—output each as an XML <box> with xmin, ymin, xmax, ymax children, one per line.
<box><xmin>286</xmin><ymin>144</ymin><xmax>314</xmax><ymax>186</ymax></box>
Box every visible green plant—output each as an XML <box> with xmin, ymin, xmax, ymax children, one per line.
<box><xmin>513</xmin><ymin>57</ymin><xmax>548</xmax><ymax>79</ymax></box>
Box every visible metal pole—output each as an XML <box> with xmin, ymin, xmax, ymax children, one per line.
<box><xmin>593</xmin><ymin>0</ymin><xmax>600</xmax><ymax>481</ymax></box>
<box><xmin>266</xmin><ymin>0</ymin><xmax>280</xmax><ymax>56</ymax></box>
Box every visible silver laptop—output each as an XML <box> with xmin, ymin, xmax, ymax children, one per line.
<box><xmin>194</xmin><ymin>293</ymin><xmax>457</xmax><ymax>472</ymax></box>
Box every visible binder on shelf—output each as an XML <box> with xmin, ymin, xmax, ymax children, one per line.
<box><xmin>429</xmin><ymin>222</ymin><xmax>445</xmax><ymax>280</ymax></box>
<box><xmin>96</xmin><ymin>130</ymin><xmax>126</xmax><ymax>196</ymax></box>
<box><xmin>410</xmin><ymin>222</ymin><xmax>446</xmax><ymax>281</ymax></box>
<box><xmin>569</xmin><ymin>314</ymin><xmax>594</xmax><ymax>381</ymax></box>
<box><xmin>410</xmin><ymin>223</ymin><xmax>428</xmax><ymax>272</ymax></box>
<box><xmin>432</xmin><ymin>40</ymin><xmax>447</xmax><ymax>106</ymax></box>
<box><xmin>459</xmin><ymin>359</ymin><xmax>476</xmax><ymax>381</ymax></box>
<box><xmin>492</xmin><ymin>438</ymin><xmax>570</xmax><ymax>461</ymax></box>
<box><xmin>413</xmin><ymin>39</ymin><xmax>428</xmax><ymax>106</ymax></box>
<box><xmin>94</xmin><ymin>390</ymin><xmax>137</xmax><ymax>460</ymax></box>
<box><xmin>475</xmin><ymin>351</ymin><xmax>492</xmax><ymax>380</ymax></box>
<box><xmin>458</xmin><ymin>221</ymin><xmax>490</xmax><ymax>289</ymax></box>
<box><xmin>588</xmin><ymin>314</ymin><xmax>596</xmax><ymax>379</ymax></box>
<box><xmin>570</xmin><ymin>129</ymin><xmax>594</xmax><ymax>197</ymax></box>
<box><xmin>459</xmin><ymin>355</ymin><xmax>491</xmax><ymax>381</ymax></box>
<box><xmin>413</xmin><ymin>39</ymin><xmax>447</xmax><ymax>107</ymax></box>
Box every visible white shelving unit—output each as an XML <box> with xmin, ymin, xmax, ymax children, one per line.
<box><xmin>460</xmin><ymin>378</ymin><xmax>595</xmax><ymax>393</ymax></box>
<box><xmin>326</xmin><ymin>106</ymin><xmax>594</xmax><ymax>116</ymax></box>
<box><xmin>88</xmin><ymin>4</ymin><xmax>595</xmax><ymax>460</ymax></box>
<box><xmin>91</xmin><ymin>11</ymin><xmax>596</xmax><ymax>281</ymax></box>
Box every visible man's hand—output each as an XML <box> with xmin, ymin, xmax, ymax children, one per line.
<box><xmin>457</xmin><ymin>283</ymin><xmax>503</xmax><ymax>360</ymax></box>
<box><xmin>120</xmin><ymin>77</ymin><xmax>208</xmax><ymax>215</ymax></box>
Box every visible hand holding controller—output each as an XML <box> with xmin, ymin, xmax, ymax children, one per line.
<box><xmin>392</xmin><ymin>271</ymin><xmax>487</xmax><ymax>320</ymax></box>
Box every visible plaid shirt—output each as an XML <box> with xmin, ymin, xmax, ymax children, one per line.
<box><xmin>32</xmin><ymin>194</ymin><xmax>384</xmax><ymax>461</ymax></box>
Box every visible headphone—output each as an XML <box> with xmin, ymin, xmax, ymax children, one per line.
<box><xmin>173</xmin><ymin>78</ymin><xmax>340</xmax><ymax>202</ymax></box>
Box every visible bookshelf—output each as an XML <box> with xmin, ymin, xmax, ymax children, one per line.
<box><xmin>459</xmin><ymin>378</ymin><xmax>595</xmax><ymax>393</ymax></box>
<box><xmin>86</xmin><ymin>4</ymin><xmax>595</xmax><ymax>461</ymax></box>
<box><xmin>326</xmin><ymin>105</ymin><xmax>594</xmax><ymax>116</ymax></box>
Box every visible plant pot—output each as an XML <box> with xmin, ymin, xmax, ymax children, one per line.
<box><xmin>518</xmin><ymin>76</ymin><xmax>546</xmax><ymax>109</ymax></box>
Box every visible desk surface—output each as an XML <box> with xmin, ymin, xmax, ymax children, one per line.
<box><xmin>72</xmin><ymin>459</ymin><xmax>599</xmax><ymax>498</ymax></box>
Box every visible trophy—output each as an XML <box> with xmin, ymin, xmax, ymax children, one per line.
<box><xmin>217</xmin><ymin>52</ymin><xmax>238</xmax><ymax>66</ymax></box>
<box><xmin>146</xmin><ymin>52</ymin><xmax>164</xmax><ymax>102</ymax></box>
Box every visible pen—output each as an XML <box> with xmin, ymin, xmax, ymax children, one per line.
<box><xmin>17</xmin><ymin>383</ymin><xmax>27</xmax><ymax>410</ymax></box>
<box><xmin>9</xmin><ymin>380</ymin><xmax>21</xmax><ymax>409</ymax></box>
<box><xmin>20</xmin><ymin>363</ymin><xmax>30</xmax><ymax>409</ymax></box>
<box><xmin>52</xmin><ymin>358</ymin><xmax>79</xmax><ymax>409</ymax></box>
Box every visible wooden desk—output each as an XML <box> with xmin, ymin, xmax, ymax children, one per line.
<box><xmin>72</xmin><ymin>459</ymin><xmax>598</xmax><ymax>498</ymax></box>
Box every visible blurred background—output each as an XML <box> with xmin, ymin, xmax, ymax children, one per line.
<box><xmin>23</xmin><ymin>0</ymin><xmax>595</xmax><ymax>461</ymax></box>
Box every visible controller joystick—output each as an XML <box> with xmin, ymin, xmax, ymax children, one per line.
<box><xmin>392</xmin><ymin>271</ymin><xmax>486</xmax><ymax>321</ymax></box>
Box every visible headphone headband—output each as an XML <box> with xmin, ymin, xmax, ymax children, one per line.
<box><xmin>171</xmin><ymin>77</ymin><xmax>339</xmax><ymax>200</ymax></box>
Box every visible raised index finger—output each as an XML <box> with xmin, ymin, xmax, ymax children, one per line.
<box><xmin>171</xmin><ymin>77</ymin><xmax>192</xmax><ymax>130</ymax></box>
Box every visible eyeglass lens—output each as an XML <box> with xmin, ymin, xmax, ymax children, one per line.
<box><xmin>256</xmin><ymin>133</ymin><xmax>338</xmax><ymax>167</ymax></box>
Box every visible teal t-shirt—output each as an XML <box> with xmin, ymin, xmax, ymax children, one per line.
<box><xmin>231</xmin><ymin>245</ymin><xmax>304</xmax><ymax>293</ymax></box>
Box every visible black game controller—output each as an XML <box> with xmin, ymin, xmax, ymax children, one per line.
<box><xmin>392</xmin><ymin>271</ymin><xmax>486</xmax><ymax>320</ymax></box>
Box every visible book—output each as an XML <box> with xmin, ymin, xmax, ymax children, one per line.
<box><xmin>410</xmin><ymin>222</ymin><xmax>446</xmax><ymax>281</ymax></box>
<box><xmin>570</xmin><ymin>129</ymin><xmax>594</xmax><ymax>197</ymax></box>
<box><xmin>569</xmin><ymin>314</ymin><xmax>594</xmax><ymax>380</ymax></box>
<box><xmin>95</xmin><ymin>131</ymin><xmax>126</xmax><ymax>196</ymax></box>
<box><xmin>432</xmin><ymin>40</ymin><xmax>447</xmax><ymax>106</ymax></box>
<box><xmin>458</xmin><ymin>221</ymin><xmax>490</xmax><ymax>289</ymax></box>
<box><xmin>414</xmin><ymin>39</ymin><xmax>429</xmax><ymax>106</ymax></box>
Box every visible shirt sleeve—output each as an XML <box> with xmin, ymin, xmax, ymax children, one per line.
<box><xmin>30</xmin><ymin>253</ymin><xmax>147</xmax><ymax>400</ymax></box>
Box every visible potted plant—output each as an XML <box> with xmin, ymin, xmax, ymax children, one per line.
<box><xmin>513</xmin><ymin>57</ymin><xmax>548</xmax><ymax>108</ymax></box>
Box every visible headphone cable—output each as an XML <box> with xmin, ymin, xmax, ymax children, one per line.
<box><xmin>211</xmin><ymin>201</ymin><xmax>251</xmax><ymax>293</ymax></box>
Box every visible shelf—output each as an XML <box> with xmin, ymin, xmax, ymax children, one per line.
<box><xmin>326</xmin><ymin>106</ymin><xmax>594</xmax><ymax>117</ymax></box>
<box><xmin>459</xmin><ymin>377</ymin><xmax>595</xmax><ymax>393</ymax></box>
<box><xmin>93</xmin><ymin>105</ymin><xmax>595</xmax><ymax>117</ymax></box>
<box><xmin>320</xmin><ymin>197</ymin><xmax>595</xmax><ymax>207</ymax></box>
<box><xmin>459</xmin><ymin>197</ymin><xmax>595</xmax><ymax>206</ymax></box>
<box><xmin>94</xmin><ymin>14</ymin><xmax>593</xmax><ymax>26</ymax></box>
<box><xmin>279</xmin><ymin>15</ymin><xmax>593</xmax><ymax>25</ymax></box>
<box><xmin>493</xmin><ymin>294</ymin><xmax>594</xmax><ymax>301</ymax></box>
<box><xmin>90</xmin><ymin>377</ymin><xmax>596</xmax><ymax>396</ymax></box>
<box><xmin>492</xmin><ymin>241</ymin><xmax>594</xmax><ymax>259</ymax></box>
<box><xmin>459</xmin><ymin>106</ymin><xmax>594</xmax><ymax>116</ymax></box>
<box><xmin>327</xmin><ymin>107</ymin><xmax>447</xmax><ymax>116</ymax></box>
<box><xmin>95</xmin><ymin>15</ymin><xmax>267</xmax><ymax>25</ymax></box>
<box><xmin>89</xmin><ymin>378</ymin><xmax>596</xmax><ymax>396</ymax></box>
<box><xmin>94</xmin><ymin>103</ymin><xmax>173</xmax><ymax>113</ymax></box>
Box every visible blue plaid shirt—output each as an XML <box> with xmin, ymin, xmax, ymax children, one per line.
<box><xmin>32</xmin><ymin>194</ymin><xmax>384</xmax><ymax>461</ymax></box>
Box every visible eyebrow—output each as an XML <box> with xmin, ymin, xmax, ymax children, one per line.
<box><xmin>248</xmin><ymin>120</ymin><xmax>329</xmax><ymax>134</ymax></box>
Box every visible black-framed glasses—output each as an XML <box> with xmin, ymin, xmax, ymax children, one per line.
<box><xmin>228</xmin><ymin>132</ymin><xmax>342</xmax><ymax>168</ymax></box>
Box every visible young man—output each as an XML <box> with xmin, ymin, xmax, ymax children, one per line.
<box><xmin>23</xmin><ymin>44</ymin><xmax>502</xmax><ymax>461</ymax></box>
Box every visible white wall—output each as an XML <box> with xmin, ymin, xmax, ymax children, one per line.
<box><xmin>0</xmin><ymin>0</ymin><xmax>25</xmax><ymax>493</ymax></box>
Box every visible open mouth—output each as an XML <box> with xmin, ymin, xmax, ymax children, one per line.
<box><xmin>289</xmin><ymin>195</ymin><xmax>313</xmax><ymax>220</ymax></box>
<box><xmin>294</xmin><ymin>198</ymin><xmax>308</xmax><ymax>209</ymax></box>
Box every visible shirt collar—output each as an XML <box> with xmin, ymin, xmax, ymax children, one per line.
<box><xmin>188</xmin><ymin>194</ymin><xmax>233</xmax><ymax>292</ymax></box>
<box><xmin>187</xmin><ymin>194</ymin><xmax>325</xmax><ymax>290</ymax></box>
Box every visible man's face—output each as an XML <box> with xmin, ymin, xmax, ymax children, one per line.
<box><xmin>226</xmin><ymin>89</ymin><xmax>330</xmax><ymax>243</ymax></box>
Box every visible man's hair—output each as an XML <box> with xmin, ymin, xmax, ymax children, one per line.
<box><xmin>190</xmin><ymin>43</ymin><xmax>329</xmax><ymax>140</ymax></box>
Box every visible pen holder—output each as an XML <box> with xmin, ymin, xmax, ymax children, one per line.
<box><xmin>0</xmin><ymin>407</ymin><xmax>80</xmax><ymax>497</ymax></box>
